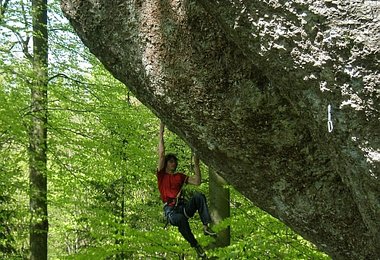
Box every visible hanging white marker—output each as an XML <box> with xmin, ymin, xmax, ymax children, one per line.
<box><xmin>327</xmin><ymin>104</ymin><xmax>333</xmax><ymax>133</ymax></box>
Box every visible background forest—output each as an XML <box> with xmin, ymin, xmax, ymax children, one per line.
<box><xmin>1</xmin><ymin>1</ymin><xmax>330</xmax><ymax>259</ymax></box>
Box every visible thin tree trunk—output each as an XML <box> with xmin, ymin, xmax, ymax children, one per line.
<box><xmin>209</xmin><ymin>168</ymin><xmax>230</xmax><ymax>248</ymax></box>
<box><xmin>0</xmin><ymin>0</ymin><xmax>10</xmax><ymax>23</ymax></box>
<box><xmin>29</xmin><ymin>0</ymin><xmax>48</xmax><ymax>259</ymax></box>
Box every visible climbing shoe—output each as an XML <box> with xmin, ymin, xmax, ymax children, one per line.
<box><xmin>194</xmin><ymin>244</ymin><xmax>207</xmax><ymax>259</ymax></box>
<box><xmin>203</xmin><ymin>226</ymin><xmax>217</xmax><ymax>237</ymax></box>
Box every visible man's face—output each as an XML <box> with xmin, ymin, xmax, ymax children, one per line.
<box><xmin>167</xmin><ymin>158</ymin><xmax>177</xmax><ymax>172</ymax></box>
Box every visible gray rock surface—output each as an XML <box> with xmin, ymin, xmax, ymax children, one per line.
<box><xmin>61</xmin><ymin>0</ymin><xmax>379</xmax><ymax>258</ymax></box>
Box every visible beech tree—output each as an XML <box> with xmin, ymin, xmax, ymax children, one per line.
<box><xmin>29</xmin><ymin>0</ymin><xmax>48</xmax><ymax>259</ymax></box>
<box><xmin>209</xmin><ymin>168</ymin><xmax>230</xmax><ymax>248</ymax></box>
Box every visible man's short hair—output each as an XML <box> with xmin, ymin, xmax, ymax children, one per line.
<box><xmin>164</xmin><ymin>153</ymin><xmax>178</xmax><ymax>170</ymax></box>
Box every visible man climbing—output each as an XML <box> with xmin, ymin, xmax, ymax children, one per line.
<box><xmin>157</xmin><ymin>121</ymin><xmax>216</xmax><ymax>259</ymax></box>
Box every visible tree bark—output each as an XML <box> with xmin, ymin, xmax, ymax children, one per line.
<box><xmin>29</xmin><ymin>0</ymin><xmax>48</xmax><ymax>259</ymax></box>
<box><xmin>209</xmin><ymin>168</ymin><xmax>230</xmax><ymax>248</ymax></box>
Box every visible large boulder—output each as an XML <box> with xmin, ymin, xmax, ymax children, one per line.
<box><xmin>61</xmin><ymin>1</ymin><xmax>379</xmax><ymax>259</ymax></box>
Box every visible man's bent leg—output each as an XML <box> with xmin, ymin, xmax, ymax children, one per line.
<box><xmin>169</xmin><ymin>211</ymin><xmax>198</xmax><ymax>247</ymax></box>
<box><xmin>185</xmin><ymin>192</ymin><xmax>212</xmax><ymax>225</ymax></box>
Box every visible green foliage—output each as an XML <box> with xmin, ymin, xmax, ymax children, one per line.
<box><xmin>0</xmin><ymin>25</ymin><xmax>32</xmax><ymax>258</ymax></box>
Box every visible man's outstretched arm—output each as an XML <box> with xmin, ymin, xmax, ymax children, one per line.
<box><xmin>157</xmin><ymin>121</ymin><xmax>165</xmax><ymax>172</ymax></box>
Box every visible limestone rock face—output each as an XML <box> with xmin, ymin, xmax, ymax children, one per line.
<box><xmin>61</xmin><ymin>1</ymin><xmax>379</xmax><ymax>258</ymax></box>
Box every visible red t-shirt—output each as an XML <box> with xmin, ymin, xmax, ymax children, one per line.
<box><xmin>157</xmin><ymin>169</ymin><xmax>188</xmax><ymax>206</ymax></box>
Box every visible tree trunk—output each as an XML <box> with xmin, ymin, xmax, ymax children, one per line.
<box><xmin>0</xmin><ymin>0</ymin><xmax>10</xmax><ymax>23</ymax></box>
<box><xmin>29</xmin><ymin>0</ymin><xmax>48</xmax><ymax>259</ymax></box>
<box><xmin>209</xmin><ymin>168</ymin><xmax>230</xmax><ymax>248</ymax></box>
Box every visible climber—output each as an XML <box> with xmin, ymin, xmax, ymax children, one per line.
<box><xmin>157</xmin><ymin>121</ymin><xmax>216</xmax><ymax>259</ymax></box>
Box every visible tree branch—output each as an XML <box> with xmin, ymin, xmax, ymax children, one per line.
<box><xmin>0</xmin><ymin>0</ymin><xmax>10</xmax><ymax>24</ymax></box>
